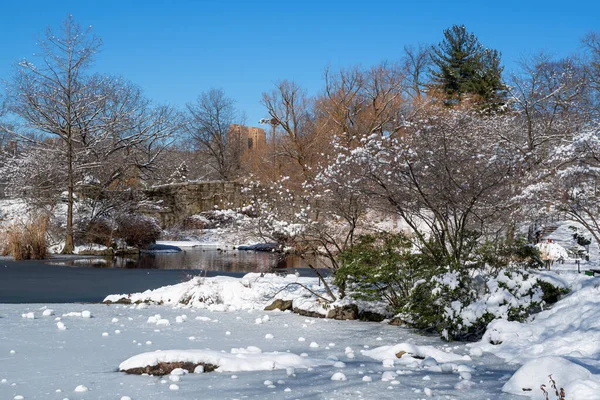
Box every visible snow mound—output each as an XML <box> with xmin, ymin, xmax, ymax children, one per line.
<box><xmin>104</xmin><ymin>273</ymin><xmax>333</xmax><ymax>315</ymax></box>
<box><xmin>362</xmin><ymin>343</ymin><xmax>471</xmax><ymax>364</ymax></box>
<box><xmin>119</xmin><ymin>348</ymin><xmax>333</xmax><ymax>373</ymax></box>
<box><xmin>476</xmin><ymin>276</ymin><xmax>600</xmax><ymax>363</ymax></box>
<box><xmin>535</xmin><ymin>242</ymin><xmax>569</xmax><ymax>261</ymax></box>
<box><xmin>502</xmin><ymin>356</ymin><xmax>599</xmax><ymax>399</ymax></box>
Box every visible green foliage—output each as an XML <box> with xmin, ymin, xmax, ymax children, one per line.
<box><xmin>573</xmin><ymin>233</ymin><xmax>591</xmax><ymax>247</ymax></box>
<box><xmin>335</xmin><ymin>233</ymin><xmax>423</xmax><ymax>309</ymax></box>
<box><xmin>334</xmin><ymin>230</ymin><xmax>565</xmax><ymax>342</ymax></box>
<box><xmin>474</xmin><ymin>235</ymin><xmax>543</xmax><ymax>270</ymax></box>
<box><xmin>539</xmin><ymin>281</ymin><xmax>570</xmax><ymax>304</ymax></box>
<box><xmin>430</xmin><ymin>25</ymin><xmax>506</xmax><ymax>110</ymax></box>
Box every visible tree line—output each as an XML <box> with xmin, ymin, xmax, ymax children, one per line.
<box><xmin>0</xmin><ymin>17</ymin><xmax>599</xmax><ymax>259</ymax></box>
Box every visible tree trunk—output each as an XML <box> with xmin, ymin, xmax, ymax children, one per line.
<box><xmin>62</xmin><ymin>137</ymin><xmax>75</xmax><ymax>254</ymax></box>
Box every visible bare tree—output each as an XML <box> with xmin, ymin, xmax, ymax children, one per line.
<box><xmin>402</xmin><ymin>44</ymin><xmax>432</xmax><ymax>100</ymax></box>
<box><xmin>340</xmin><ymin>103</ymin><xmax>520</xmax><ymax>266</ymax></box>
<box><xmin>0</xmin><ymin>17</ymin><xmax>178</xmax><ymax>252</ymax></box>
<box><xmin>506</xmin><ymin>53</ymin><xmax>588</xmax><ymax>161</ymax></box>
<box><xmin>186</xmin><ymin>88</ymin><xmax>243</xmax><ymax>181</ymax></box>
<box><xmin>582</xmin><ymin>32</ymin><xmax>600</xmax><ymax>118</ymax></box>
<box><xmin>319</xmin><ymin>62</ymin><xmax>405</xmax><ymax>148</ymax></box>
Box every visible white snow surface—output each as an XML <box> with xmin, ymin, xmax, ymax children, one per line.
<box><xmin>0</xmin><ymin>303</ymin><xmax>518</xmax><ymax>399</ymax></box>
<box><xmin>502</xmin><ymin>356</ymin><xmax>598</xmax><ymax>399</ymax></box>
<box><xmin>474</xmin><ymin>269</ymin><xmax>600</xmax><ymax>398</ymax></box>
<box><xmin>156</xmin><ymin>240</ymin><xmax>204</xmax><ymax>248</ymax></box>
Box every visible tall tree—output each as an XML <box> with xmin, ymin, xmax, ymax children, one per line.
<box><xmin>506</xmin><ymin>54</ymin><xmax>588</xmax><ymax>161</ymax></box>
<box><xmin>430</xmin><ymin>25</ymin><xmax>506</xmax><ymax>109</ymax></box>
<box><xmin>582</xmin><ymin>32</ymin><xmax>600</xmax><ymax>118</ymax></box>
<box><xmin>262</xmin><ymin>80</ymin><xmax>321</xmax><ymax>183</ymax></box>
<box><xmin>186</xmin><ymin>88</ymin><xmax>243</xmax><ymax>181</ymax></box>
<box><xmin>1</xmin><ymin>16</ymin><xmax>177</xmax><ymax>252</ymax></box>
<box><xmin>402</xmin><ymin>44</ymin><xmax>432</xmax><ymax>101</ymax></box>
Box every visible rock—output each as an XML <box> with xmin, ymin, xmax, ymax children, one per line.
<box><xmin>293</xmin><ymin>308</ymin><xmax>326</xmax><ymax>319</ymax></box>
<box><xmin>115</xmin><ymin>247</ymin><xmax>140</xmax><ymax>256</ymax></box>
<box><xmin>237</xmin><ymin>243</ymin><xmax>279</xmax><ymax>252</ymax></box>
<box><xmin>388</xmin><ymin>317</ymin><xmax>404</xmax><ymax>326</ymax></box>
<box><xmin>327</xmin><ymin>304</ymin><xmax>358</xmax><ymax>320</ymax></box>
<box><xmin>142</xmin><ymin>182</ymin><xmax>244</xmax><ymax>229</ymax></box>
<box><xmin>143</xmin><ymin>243</ymin><xmax>182</xmax><ymax>252</ymax></box>
<box><xmin>122</xmin><ymin>361</ymin><xmax>217</xmax><ymax>376</ymax></box>
<box><xmin>264</xmin><ymin>299</ymin><xmax>293</xmax><ymax>312</ymax></box>
<box><xmin>359</xmin><ymin>310</ymin><xmax>386</xmax><ymax>322</ymax></box>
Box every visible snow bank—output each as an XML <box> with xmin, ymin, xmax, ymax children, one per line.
<box><xmin>104</xmin><ymin>273</ymin><xmax>333</xmax><ymax>315</ymax></box>
<box><xmin>476</xmin><ymin>273</ymin><xmax>600</xmax><ymax>398</ymax></box>
<box><xmin>119</xmin><ymin>348</ymin><xmax>333</xmax><ymax>373</ymax></box>
<box><xmin>156</xmin><ymin>240</ymin><xmax>204</xmax><ymax>248</ymax></box>
<box><xmin>503</xmin><ymin>356</ymin><xmax>598</xmax><ymax>399</ymax></box>
<box><xmin>477</xmin><ymin>276</ymin><xmax>599</xmax><ymax>363</ymax></box>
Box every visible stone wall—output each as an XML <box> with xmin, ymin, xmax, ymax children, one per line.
<box><xmin>141</xmin><ymin>181</ymin><xmax>244</xmax><ymax>227</ymax></box>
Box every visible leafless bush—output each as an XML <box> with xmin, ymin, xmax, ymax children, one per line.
<box><xmin>115</xmin><ymin>213</ymin><xmax>161</xmax><ymax>248</ymax></box>
<box><xmin>84</xmin><ymin>218</ymin><xmax>115</xmax><ymax>247</ymax></box>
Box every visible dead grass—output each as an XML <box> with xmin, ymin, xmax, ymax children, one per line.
<box><xmin>122</xmin><ymin>361</ymin><xmax>217</xmax><ymax>375</ymax></box>
<box><xmin>4</xmin><ymin>214</ymin><xmax>49</xmax><ymax>260</ymax></box>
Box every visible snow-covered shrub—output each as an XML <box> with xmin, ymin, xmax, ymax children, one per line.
<box><xmin>403</xmin><ymin>269</ymin><xmax>566</xmax><ymax>341</ymax></box>
<box><xmin>402</xmin><ymin>267</ymin><xmax>484</xmax><ymax>340</ymax></box>
<box><xmin>3</xmin><ymin>214</ymin><xmax>49</xmax><ymax>260</ymax></box>
<box><xmin>115</xmin><ymin>213</ymin><xmax>161</xmax><ymax>248</ymax></box>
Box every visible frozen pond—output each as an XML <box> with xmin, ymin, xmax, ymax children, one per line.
<box><xmin>0</xmin><ymin>303</ymin><xmax>522</xmax><ymax>399</ymax></box>
<box><xmin>58</xmin><ymin>246</ymin><xmax>321</xmax><ymax>272</ymax></box>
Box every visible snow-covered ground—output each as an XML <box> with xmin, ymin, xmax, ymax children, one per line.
<box><xmin>0</xmin><ymin>303</ymin><xmax>521</xmax><ymax>400</ymax></box>
<box><xmin>3</xmin><ymin>205</ymin><xmax>600</xmax><ymax>399</ymax></box>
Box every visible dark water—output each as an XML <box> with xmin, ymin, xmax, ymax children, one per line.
<box><xmin>56</xmin><ymin>246</ymin><xmax>318</xmax><ymax>273</ymax></box>
<box><xmin>0</xmin><ymin>249</ymin><xmax>329</xmax><ymax>303</ymax></box>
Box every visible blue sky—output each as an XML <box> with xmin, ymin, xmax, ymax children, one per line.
<box><xmin>1</xmin><ymin>0</ymin><xmax>598</xmax><ymax>127</ymax></box>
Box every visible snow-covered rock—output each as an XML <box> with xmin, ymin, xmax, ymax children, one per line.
<box><xmin>119</xmin><ymin>349</ymin><xmax>333</xmax><ymax>373</ymax></box>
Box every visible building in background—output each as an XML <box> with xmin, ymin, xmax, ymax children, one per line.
<box><xmin>229</xmin><ymin>124</ymin><xmax>266</xmax><ymax>153</ymax></box>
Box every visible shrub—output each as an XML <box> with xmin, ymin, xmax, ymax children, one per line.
<box><xmin>539</xmin><ymin>281</ymin><xmax>569</xmax><ymax>304</ymax></box>
<box><xmin>84</xmin><ymin>217</ymin><xmax>115</xmax><ymax>247</ymax></box>
<box><xmin>474</xmin><ymin>235</ymin><xmax>543</xmax><ymax>271</ymax></box>
<box><xmin>115</xmin><ymin>213</ymin><xmax>161</xmax><ymax>248</ymax></box>
<box><xmin>402</xmin><ymin>267</ymin><xmax>486</xmax><ymax>340</ymax></box>
<box><xmin>335</xmin><ymin>231</ymin><xmax>564</xmax><ymax>341</ymax></box>
<box><xmin>5</xmin><ymin>215</ymin><xmax>49</xmax><ymax>260</ymax></box>
<box><xmin>403</xmin><ymin>269</ymin><xmax>565</xmax><ymax>341</ymax></box>
<box><xmin>335</xmin><ymin>233</ymin><xmax>424</xmax><ymax>309</ymax></box>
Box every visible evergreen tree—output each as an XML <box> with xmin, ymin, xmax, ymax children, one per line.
<box><xmin>430</xmin><ymin>25</ymin><xmax>506</xmax><ymax>109</ymax></box>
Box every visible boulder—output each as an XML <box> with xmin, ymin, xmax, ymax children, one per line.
<box><xmin>327</xmin><ymin>304</ymin><xmax>359</xmax><ymax>320</ymax></box>
<box><xmin>359</xmin><ymin>310</ymin><xmax>386</xmax><ymax>322</ymax></box>
<box><xmin>264</xmin><ymin>299</ymin><xmax>293</xmax><ymax>312</ymax></box>
<box><xmin>293</xmin><ymin>308</ymin><xmax>326</xmax><ymax>319</ymax></box>
<box><xmin>143</xmin><ymin>243</ymin><xmax>182</xmax><ymax>252</ymax></box>
<box><xmin>237</xmin><ymin>243</ymin><xmax>279</xmax><ymax>252</ymax></box>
